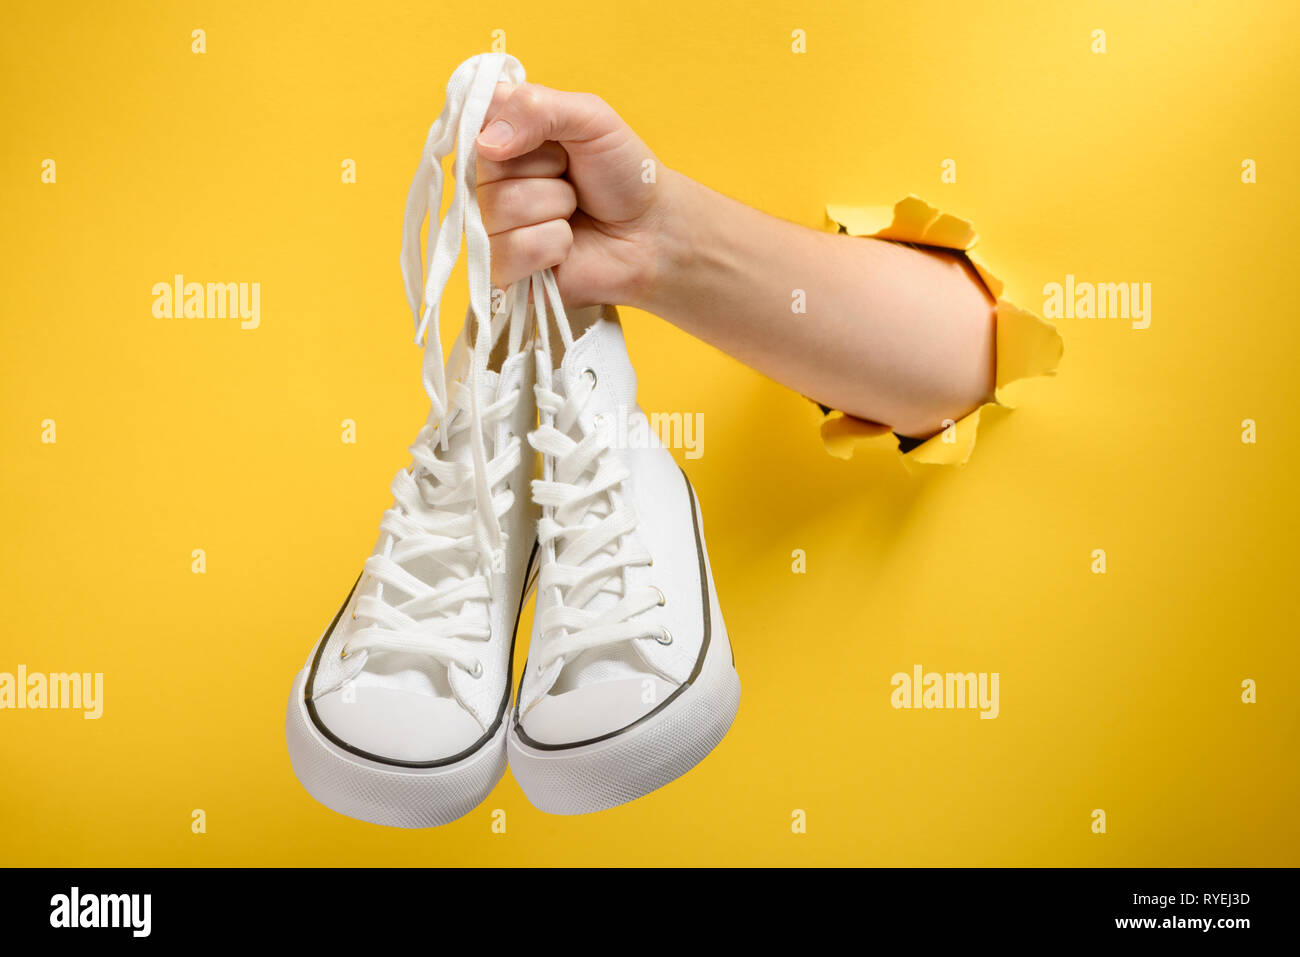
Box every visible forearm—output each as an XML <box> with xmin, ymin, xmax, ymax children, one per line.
<box><xmin>636</xmin><ymin>170</ymin><xmax>996</xmax><ymax>438</ymax></box>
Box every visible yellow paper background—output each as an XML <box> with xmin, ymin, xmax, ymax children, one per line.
<box><xmin>2</xmin><ymin>0</ymin><xmax>1297</xmax><ymax>866</ymax></box>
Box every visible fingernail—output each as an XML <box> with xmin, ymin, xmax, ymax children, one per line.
<box><xmin>478</xmin><ymin>119</ymin><xmax>514</xmax><ymax>148</ymax></box>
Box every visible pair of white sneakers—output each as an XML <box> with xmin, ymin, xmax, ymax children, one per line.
<box><xmin>284</xmin><ymin>53</ymin><xmax>740</xmax><ymax>828</ymax></box>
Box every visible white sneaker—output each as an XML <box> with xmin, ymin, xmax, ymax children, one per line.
<box><xmin>285</xmin><ymin>53</ymin><xmax>539</xmax><ymax>828</ymax></box>
<box><xmin>507</xmin><ymin>275</ymin><xmax>741</xmax><ymax>814</ymax></box>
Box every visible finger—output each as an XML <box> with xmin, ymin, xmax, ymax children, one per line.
<box><xmin>475</xmin><ymin>84</ymin><xmax>616</xmax><ymax>162</ymax></box>
<box><xmin>479</xmin><ymin>177</ymin><xmax>577</xmax><ymax>235</ymax></box>
<box><xmin>484</xmin><ymin>81</ymin><xmax>515</xmax><ymax>117</ymax></box>
<box><xmin>489</xmin><ymin>219</ymin><xmax>573</xmax><ymax>289</ymax></box>
<box><xmin>476</xmin><ymin>140</ymin><xmax>568</xmax><ymax>187</ymax></box>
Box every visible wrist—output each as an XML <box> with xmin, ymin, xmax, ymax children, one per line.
<box><xmin>630</xmin><ymin>167</ymin><xmax>699</xmax><ymax>315</ymax></box>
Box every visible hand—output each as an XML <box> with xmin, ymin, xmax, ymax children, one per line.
<box><xmin>475</xmin><ymin>83</ymin><xmax>672</xmax><ymax>309</ymax></box>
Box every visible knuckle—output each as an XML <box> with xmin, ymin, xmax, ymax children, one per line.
<box><xmin>555</xmin><ymin>179</ymin><xmax>578</xmax><ymax>213</ymax></box>
<box><xmin>476</xmin><ymin>184</ymin><xmax>504</xmax><ymax>224</ymax></box>
<box><xmin>513</xmin><ymin>226</ymin><xmax>544</xmax><ymax>268</ymax></box>
<box><xmin>581</xmin><ymin>92</ymin><xmax>613</xmax><ymax>124</ymax></box>
<box><xmin>513</xmin><ymin>84</ymin><xmax>545</xmax><ymax>113</ymax></box>
<box><xmin>501</xmin><ymin>179</ymin><xmax>525</xmax><ymax>209</ymax></box>
<box><xmin>522</xmin><ymin>221</ymin><xmax>568</xmax><ymax>270</ymax></box>
<box><xmin>548</xmin><ymin>219</ymin><xmax>574</xmax><ymax>262</ymax></box>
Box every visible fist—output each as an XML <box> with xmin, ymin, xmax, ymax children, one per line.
<box><xmin>475</xmin><ymin>83</ymin><xmax>670</xmax><ymax>309</ymax></box>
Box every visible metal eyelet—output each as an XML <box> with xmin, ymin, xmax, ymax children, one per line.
<box><xmin>655</xmin><ymin>627</ymin><xmax>673</xmax><ymax>646</ymax></box>
<box><xmin>582</xmin><ymin>368</ymin><xmax>597</xmax><ymax>388</ymax></box>
<box><xmin>652</xmin><ymin>586</ymin><xmax>667</xmax><ymax>607</ymax></box>
<box><xmin>339</xmin><ymin>647</ymin><xmax>352</xmax><ymax>660</ymax></box>
<box><xmin>469</xmin><ymin>660</ymin><xmax>484</xmax><ymax>679</ymax></box>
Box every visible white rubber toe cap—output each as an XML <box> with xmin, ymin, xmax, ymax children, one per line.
<box><xmin>312</xmin><ymin>685</ymin><xmax>485</xmax><ymax>764</ymax></box>
<box><xmin>518</xmin><ymin>676</ymin><xmax>678</xmax><ymax>746</ymax></box>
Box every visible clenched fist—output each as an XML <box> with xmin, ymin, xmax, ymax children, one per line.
<box><xmin>475</xmin><ymin>83</ymin><xmax>670</xmax><ymax>309</ymax></box>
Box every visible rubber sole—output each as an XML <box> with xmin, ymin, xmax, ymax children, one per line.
<box><xmin>507</xmin><ymin>649</ymin><xmax>740</xmax><ymax>814</ymax></box>
<box><xmin>508</xmin><ymin>468</ymin><xmax>740</xmax><ymax>815</ymax></box>
<box><xmin>507</xmin><ymin>532</ymin><xmax>740</xmax><ymax>818</ymax></box>
<box><xmin>284</xmin><ymin>667</ymin><xmax>507</xmax><ymax>828</ymax></box>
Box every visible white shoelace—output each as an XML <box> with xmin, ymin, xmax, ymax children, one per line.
<box><xmin>343</xmin><ymin>53</ymin><xmax>530</xmax><ymax>675</ymax></box>
<box><xmin>528</xmin><ymin>272</ymin><xmax>667</xmax><ymax>674</ymax></box>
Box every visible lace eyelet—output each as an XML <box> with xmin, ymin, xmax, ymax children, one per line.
<box><xmin>339</xmin><ymin>647</ymin><xmax>352</xmax><ymax>660</ymax></box>
<box><xmin>652</xmin><ymin>586</ymin><xmax>667</xmax><ymax>607</ymax></box>
<box><xmin>655</xmin><ymin>627</ymin><xmax>673</xmax><ymax>646</ymax></box>
<box><xmin>469</xmin><ymin>661</ymin><xmax>484</xmax><ymax>679</ymax></box>
<box><xmin>582</xmin><ymin>368</ymin><xmax>597</xmax><ymax>388</ymax></box>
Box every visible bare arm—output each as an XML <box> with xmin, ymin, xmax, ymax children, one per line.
<box><xmin>475</xmin><ymin>84</ymin><xmax>995</xmax><ymax>439</ymax></box>
<box><xmin>642</xmin><ymin>172</ymin><xmax>995</xmax><ymax>437</ymax></box>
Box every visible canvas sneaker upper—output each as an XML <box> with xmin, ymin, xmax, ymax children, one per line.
<box><xmin>515</xmin><ymin>277</ymin><xmax>711</xmax><ymax>745</ymax></box>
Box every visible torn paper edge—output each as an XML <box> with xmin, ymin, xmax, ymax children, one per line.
<box><xmin>818</xmin><ymin>196</ymin><xmax>1063</xmax><ymax>468</ymax></box>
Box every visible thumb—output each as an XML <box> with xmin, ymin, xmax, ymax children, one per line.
<box><xmin>475</xmin><ymin>84</ymin><xmax>618</xmax><ymax>162</ymax></box>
